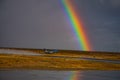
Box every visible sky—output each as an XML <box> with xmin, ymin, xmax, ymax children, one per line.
<box><xmin>0</xmin><ymin>0</ymin><xmax>120</xmax><ymax>52</ymax></box>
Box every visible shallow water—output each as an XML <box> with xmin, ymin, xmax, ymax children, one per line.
<box><xmin>0</xmin><ymin>49</ymin><xmax>41</xmax><ymax>55</ymax></box>
<box><xmin>0</xmin><ymin>70</ymin><xmax>120</xmax><ymax>80</ymax></box>
<box><xmin>80</xmin><ymin>57</ymin><xmax>120</xmax><ymax>64</ymax></box>
<box><xmin>45</xmin><ymin>56</ymin><xmax>120</xmax><ymax>64</ymax></box>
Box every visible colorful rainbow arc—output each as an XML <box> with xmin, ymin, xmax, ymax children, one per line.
<box><xmin>62</xmin><ymin>0</ymin><xmax>91</xmax><ymax>51</ymax></box>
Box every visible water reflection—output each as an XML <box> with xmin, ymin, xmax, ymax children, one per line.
<box><xmin>0</xmin><ymin>49</ymin><xmax>40</xmax><ymax>55</ymax></box>
<box><xmin>66</xmin><ymin>71</ymin><xmax>82</xmax><ymax>80</ymax></box>
<box><xmin>82</xmin><ymin>71</ymin><xmax>120</xmax><ymax>80</ymax></box>
<box><xmin>0</xmin><ymin>70</ymin><xmax>120</xmax><ymax>80</ymax></box>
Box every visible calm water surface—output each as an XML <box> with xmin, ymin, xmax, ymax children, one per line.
<box><xmin>0</xmin><ymin>70</ymin><xmax>120</xmax><ymax>80</ymax></box>
<box><xmin>0</xmin><ymin>49</ymin><xmax>41</xmax><ymax>55</ymax></box>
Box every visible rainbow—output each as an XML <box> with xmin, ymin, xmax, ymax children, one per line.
<box><xmin>61</xmin><ymin>0</ymin><xmax>91</xmax><ymax>51</ymax></box>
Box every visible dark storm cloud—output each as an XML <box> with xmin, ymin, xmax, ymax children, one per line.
<box><xmin>0</xmin><ymin>0</ymin><xmax>78</xmax><ymax>50</ymax></box>
<box><xmin>0</xmin><ymin>0</ymin><xmax>120</xmax><ymax>52</ymax></box>
<box><xmin>74</xmin><ymin>0</ymin><xmax>120</xmax><ymax>52</ymax></box>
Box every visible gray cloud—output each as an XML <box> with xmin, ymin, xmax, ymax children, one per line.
<box><xmin>0</xmin><ymin>0</ymin><xmax>120</xmax><ymax>52</ymax></box>
<box><xmin>110</xmin><ymin>0</ymin><xmax>120</xmax><ymax>8</ymax></box>
<box><xmin>74</xmin><ymin>0</ymin><xmax>120</xmax><ymax>52</ymax></box>
<box><xmin>0</xmin><ymin>0</ymin><xmax>78</xmax><ymax>50</ymax></box>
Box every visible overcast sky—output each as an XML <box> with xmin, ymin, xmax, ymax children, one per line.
<box><xmin>0</xmin><ymin>0</ymin><xmax>120</xmax><ymax>52</ymax></box>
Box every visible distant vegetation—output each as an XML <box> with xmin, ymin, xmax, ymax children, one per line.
<box><xmin>0</xmin><ymin>47</ymin><xmax>120</xmax><ymax>60</ymax></box>
<box><xmin>0</xmin><ymin>54</ymin><xmax>120</xmax><ymax>70</ymax></box>
<box><xmin>49</xmin><ymin>50</ymin><xmax>120</xmax><ymax>60</ymax></box>
<box><xmin>0</xmin><ymin>48</ymin><xmax>120</xmax><ymax>70</ymax></box>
